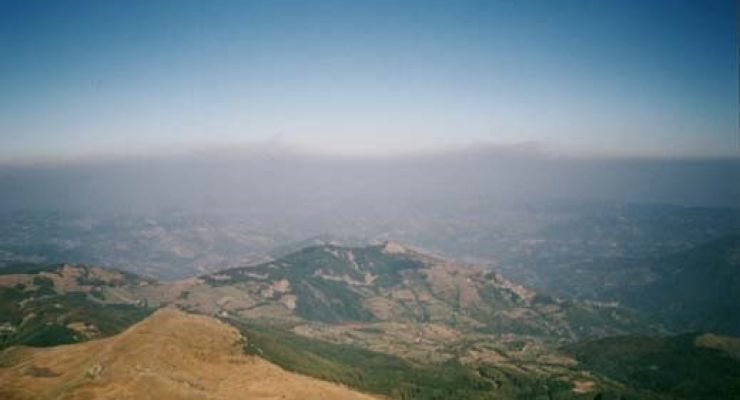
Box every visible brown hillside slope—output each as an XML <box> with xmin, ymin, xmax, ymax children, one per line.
<box><xmin>0</xmin><ymin>307</ymin><xmax>380</xmax><ymax>400</ymax></box>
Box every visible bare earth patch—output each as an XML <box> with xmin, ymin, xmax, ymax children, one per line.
<box><xmin>572</xmin><ymin>380</ymin><xmax>596</xmax><ymax>394</ymax></box>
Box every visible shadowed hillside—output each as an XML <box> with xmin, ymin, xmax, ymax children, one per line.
<box><xmin>513</xmin><ymin>235</ymin><xmax>740</xmax><ymax>335</ymax></box>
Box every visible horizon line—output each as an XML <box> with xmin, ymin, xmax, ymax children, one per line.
<box><xmin>1</xmin><ymin>140</ymin><xmax>738</xmax><ymax>168</ymax></box>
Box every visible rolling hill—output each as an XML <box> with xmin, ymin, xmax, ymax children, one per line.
<box><xmin>0</xmin><ymin>263</ymin><xmax>153</xmax><ymax>349</ymax></box>
<box><xmin>184</xmin><ymin>241</ymin><xmax>649</xmax><ymax>340</ymax></box>
<box><xmin>0</xmin><ymin>307</ymin><xmax>379</xmax><ymax>400</ymax></box>
<box><xmin>1</xmin><ymin>241</ymin><xmax>737</xmax><ymax>399</ymax></box>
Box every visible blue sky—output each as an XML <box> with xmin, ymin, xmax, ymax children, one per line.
<box><xmin>0</xmin><ymin>0</ymin><xmax>737</xmax><ymax>160</ymax></box>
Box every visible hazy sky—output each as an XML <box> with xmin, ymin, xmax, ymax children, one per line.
<box><xmin>1</xmin><ymin>0</ymin><xmax>737</xmax><ymax>161</ymax></box>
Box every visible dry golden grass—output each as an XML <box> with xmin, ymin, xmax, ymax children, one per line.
<box><xmin>0</xmin><ymin>307</ymin><xmax>380</xmax><ymax>400</ymax></box>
